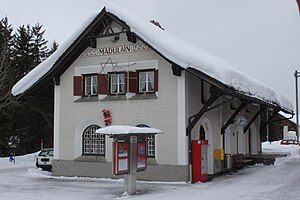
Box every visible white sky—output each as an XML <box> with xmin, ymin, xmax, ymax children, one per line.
<box><xmin>2</xmin><ymin>0</ymin><xmax>300</xmax><ymax>112</ymax></box>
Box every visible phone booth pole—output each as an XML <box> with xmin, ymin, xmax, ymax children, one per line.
<box><xmin>96</xmin><ymin>125</ymin><xmax>162</xmax><ymax>196</ymax></box>
<box><xmin>124</xmin><ymin>136</ymin><xmax>138</xmax><ymax>195</ymax></box>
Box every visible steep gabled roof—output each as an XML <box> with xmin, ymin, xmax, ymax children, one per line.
<box><xmin>11</xmin><ymin>3</ymin><xmax>293</xmax><ymax>114</ymax></box>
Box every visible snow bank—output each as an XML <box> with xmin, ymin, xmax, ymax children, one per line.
<box><xmin>262</xmin><ymin>141</ymin><xmax>300</xmax><ymax>157</ymax></box>
<box><xmin>0</xmin><ymin>151</ymin><xmax>38</xmax><ymax>169</ymax></box>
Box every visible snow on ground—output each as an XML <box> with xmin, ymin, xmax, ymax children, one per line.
<box><xmin>1</xmin><ymin>142</ymin><xmax>300</xmax><ymax>200</ymax></box>
<box><xmin>0</xmin><ymin>151</ymin><xmax>39</xmax><ymax>170</ymax></box>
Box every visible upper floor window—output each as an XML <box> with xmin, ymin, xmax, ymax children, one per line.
<box><xmin>139</xmin><ymin>71</ymin><xmax>155</xmax><ymax>93</ymax></box>
<box><xmin>110</xmin><ymin>73</ymin><xmax>125</xmax><ymax>95</ymax></box>
<box><xmin>82</xmin><ymin>125</ymin><xmax>105</xmax><ymax>156</ymax></box>
<box><xmin>84</xmin><ymin>75</ymin><xmax>98</xmax><ymax>96</ymax></box>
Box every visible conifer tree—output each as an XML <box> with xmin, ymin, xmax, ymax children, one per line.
<box><xmin>12</xmin><ymin>24</ymin><xmax>34</xmax><ymax>80</ymax></box>
<box><xmin>0</xmin><ymin>17</ymin><xmax>14</xmax><ymax>110</ymax></box>
<box><xmin>32</xmin><ymin>23</ymin><xmax>48</xmax><ymax>65</ymax></box>
<box><xmin>48</xmin><ymin>40</ymin><xmax>59</xmax><ymax>56</ymax></box>
<box><xmin>0</xmin><ymin>18</ymin><xmax>57</xmax><ymax>156</ymax></box>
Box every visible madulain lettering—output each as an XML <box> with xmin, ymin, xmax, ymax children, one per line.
<box><xmin>81</xmin><ymin>43</ymin><xmax>149</xmax><ymax>57</ymax></box>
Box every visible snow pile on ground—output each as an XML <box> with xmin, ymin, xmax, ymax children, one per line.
<box><xmin>0</xmin><ymin>142</ymin><xmax>300</xmax><ymax>200</ymax></box>
<box><xmin>0</xmin><ymin>151</ymin><xmax>38</xmax><ymax>169</ymax></box>
<box><xmin>262</xmin><ymin>141</ymin><xmax>300</xmax><ymax>157</ymax></box>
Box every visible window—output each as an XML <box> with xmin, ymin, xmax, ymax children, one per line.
<box><xmin>147</xmin><ymin>134</ymin><xmax>155</xmax><ymax>157</ymax></box>
<box><xmin>199</xmin><ymin>125</ymin><xmax>205</xmax><ymax>140</ymax></box>
<box><xmin>82</xmin><ymin>125</ymin><xmax>105</xmax><ymax>155</ymax></box>
<box><xmin>139</xmin><ymin>71</ymin><xmax>155</xmax><ymax>93</ymax></box>
<box><xmin>110</xmin><ymin>73</ymin><xmax>125</xmax><ymax>95</ymax></box>
<box><xmin>136</xmin><ymin>124</ymin><xmax>155</xmax><ymax>157</ymax></box>
<box><xmin>84</xmin><ymin>75</ymin><xmax>98</xmax><ymax>96</ymax></box>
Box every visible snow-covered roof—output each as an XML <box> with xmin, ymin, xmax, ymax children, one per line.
<box><xmin>11</xmin><ymin>3</ymin><xmax>293</xmax><ymax>113</ymax></box>
<box><xmin>95</xmin><ymin>125</ymin><xmax>162</xmax><ymax>136</ymax></box>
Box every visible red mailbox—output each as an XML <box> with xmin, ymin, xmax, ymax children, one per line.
<box><xmin>191</xmin><ymin>140</ymin><xmax>208</xmax><ymax>182</ymax></box>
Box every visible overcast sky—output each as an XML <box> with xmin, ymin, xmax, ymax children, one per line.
<box><xmin>2</xmin><ymin>0</ymin><xmax>300</xmax><ymax>113</ymax></box>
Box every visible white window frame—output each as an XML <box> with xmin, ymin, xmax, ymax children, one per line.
<box><xmin>139</xmin><ymin>71</ymin><xmax>155</xmax><ymax>93</ymax></box>
<box><xmin>84</xmin><ymin>75</ymin><xmax>98</xmax><ymax>96</ymax></box>
<box><xmin>147</xmin><ymin>134</ymin><xmax>155</xmax><ymax>157</ymax></box>
<box><xmin>110</xmin><ymin>73</ymin><xmax>125</xmax><ymax>95</ymax></box>
<box><xmin>83</xmin><ymin>125</ymin><xmax>105</xmax><ymax>156</ymax></box>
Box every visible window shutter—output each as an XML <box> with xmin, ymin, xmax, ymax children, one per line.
<box><xmin>154</xmin><ymin>69</ymin><xmax>158</xmax><ymax>91</ymax></box>
<box><xmin>98</xmin><ymin>74</ymin><xmax>108</xmax><ymax>94</ymax></box>
<box><xmin>129</xmin><ymin>71</ymin><xmax>137</xmax><ymax>93</ymax></box>
<box><xmin>73</xmin><ymin>76</ymin><xmax>82</xmax><ymax>96</ymax></box>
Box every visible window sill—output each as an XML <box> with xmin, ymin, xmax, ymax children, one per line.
<box><xmin>74</xmin><ymin>96</ymin><xmax>99</xmax><ymax>102</ymax></box>
<box><xmin>100</xmin><ymin>95</ymin><xmax>127</xmax><ymax>101</ymax></box>
<box><xmin>74</xmin><ymin>155</ymin><xmax>106</xmax><ymax>163</ymax></box>
<box><xmin>129</xmin><ymin>93</ymin><xmax>157</xmax><ymax>100</ymax></box>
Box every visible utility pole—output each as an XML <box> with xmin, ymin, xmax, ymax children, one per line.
<box><xmin>294</xmin><ymin>70</ymin><xmax>300</xmax><ymax>144</ymax></box>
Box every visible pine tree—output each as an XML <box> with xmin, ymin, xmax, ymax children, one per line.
<box><xmin>12</xmin><ymin>24</ymin><xmax>34</xmax><ymax>80</ymax></box>
<box><xmin>32</xmin><ymin>23</ymin><xmax>48</xmax><ymax>66</ymax></box>
<box><xmin>0</xmin><ymin>18</ymin><xmax>55</xmax><ymax>156</ymax></box>
<box><xmin>0</xmin><ymin>17</ymin><xmax>14</xmax><ymax>110</ymax></box>
<box><xmin>48</xmin><ymin>40</ymin><xmax>59</xmax><ymax>56</ymax></box>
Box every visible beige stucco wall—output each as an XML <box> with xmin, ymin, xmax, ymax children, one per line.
<box><xmin>57</xmin><ymin>33</ymin><xmax>179</xmax><ymax>165</ymax></box>
<box><xmin>54</xmin><ymin>30</ymin><xmax>263</xmax><ymax>179</ymax></box>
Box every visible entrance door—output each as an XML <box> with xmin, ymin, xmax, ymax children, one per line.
<box><xmin>237</xmin><ymin>125</ymin><xmax>245</xmax><ymax>154</ymax></box>
<box><xmin>250</xmin><ymin>124</ymin><xmax>258</xmax><ymax>155</ymax></box>
<box><xmin>199</xmin><ymin>118</ymin><xmax>213</xmax><ymax>175</ymax></box>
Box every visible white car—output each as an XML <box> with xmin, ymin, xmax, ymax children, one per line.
<box><xmin>36</xmin><ymin>148</ymin><xmax>53</xmax><ymax>171</ymax></box>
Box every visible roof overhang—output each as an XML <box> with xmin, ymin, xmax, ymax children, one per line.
<box><xmin>12</xmin><ymin>6</ymin><xmax>294</xmax><ymax>116</ymax></box>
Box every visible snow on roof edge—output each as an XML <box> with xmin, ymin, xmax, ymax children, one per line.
<box><xmin>105</xmin><ymin>3</ymin><xmax>293</xmax><ymax>113</ymax></box>
<box><xmin>11</xmin><ymin>3</ymin><xmax>294</xmax><ymax>113</ymax></box>
<box><xmin>11</xmin><ymin>12</ymin><xmax>101</xmax><ymax>97</ymax></box>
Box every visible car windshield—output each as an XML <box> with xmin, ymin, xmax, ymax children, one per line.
<box><xmin>39</xmin><ymin>149</ymin><xmax>53</xmax><ymax>156</ymax></box>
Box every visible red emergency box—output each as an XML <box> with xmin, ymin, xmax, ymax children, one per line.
<box><xmin>191</xmin><ymin>140</ymin><xmax>208</xmax><ymax>182</ymax></box>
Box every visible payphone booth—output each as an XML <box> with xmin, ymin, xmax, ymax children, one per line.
<box><xmin>96</xmin><ymin>125</ymin><xmax>162</xmax><ymax>195</ymax></box>
<box><xmin>191</xmin><ymin>140</ymin><xmax>208</xmax><ymax>182</ymax></box>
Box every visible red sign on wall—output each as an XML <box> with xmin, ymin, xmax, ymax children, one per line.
<box><xmin>113</xmin><ymin>141</ymin><xmax>147</xmax><ymax>175</ymax></box>
<box><xmin>113</xmin><ymin>142</ymin><xmax>129</xmax><ymax>175</ymax></box>
<box><xmin>137</xmin><ymin>142</ymin><xmax>147</xmax><ymax>171</ymax></box>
